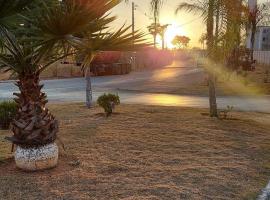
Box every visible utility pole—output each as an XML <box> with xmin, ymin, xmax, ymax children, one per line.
<box><xmin>131</xmin><ymin>2</ymin><xmax>137</xmax><ymax>70</ymax></box>
<box><xmin>132</xmin><ymin>2</ymin><xmax>135</xmax><ymax>40</ymax></box>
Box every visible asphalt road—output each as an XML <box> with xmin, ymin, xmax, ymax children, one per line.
<box><xmin>0</xmin><ymin>63</ymin><xmax>270</xmax><ymax>113</ymax></box>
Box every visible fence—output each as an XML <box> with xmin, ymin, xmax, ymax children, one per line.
<box><xmin>254</xmin><ymin>51</ymin><xmax>270</xmax><ymax>65</ymax></box>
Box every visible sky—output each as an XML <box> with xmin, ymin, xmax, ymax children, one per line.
<box><xmin>111</xmin><ymin>0</ymin><xmax>268</xmax><ymax>48</ymax></box>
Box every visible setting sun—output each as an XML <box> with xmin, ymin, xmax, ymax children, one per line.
<box><xmin>156</xmin><ymin>23</ymin><xmax>186</xmax><ymax>49</ymax></box>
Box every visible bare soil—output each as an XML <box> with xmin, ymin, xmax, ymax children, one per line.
<box><xmin>1</xmin><ymin>104</ymin><xmax>270</xmax><ymax>200</ymax></box>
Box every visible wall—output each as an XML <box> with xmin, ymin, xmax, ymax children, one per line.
<box><xmin>254</xmin><ymin>51</ymin><xmax>270</xmax><ymax>65</ymax></box>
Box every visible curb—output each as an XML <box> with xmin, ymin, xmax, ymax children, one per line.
<box><xmin>257</xmin><ymin>181</ymin><xmax>270</xmax><ymax>200</ymax></box>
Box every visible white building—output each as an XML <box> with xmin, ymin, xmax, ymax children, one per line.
<box><xmin>247</xmin><ymin>26</ymin><xmax>270</xmax><ymax>51</ymax></box>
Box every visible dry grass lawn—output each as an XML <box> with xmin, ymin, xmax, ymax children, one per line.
<box><xmin>1</xmin><ymin>104</ymin><xmax>270</xmax><ymax>200</ymax></box>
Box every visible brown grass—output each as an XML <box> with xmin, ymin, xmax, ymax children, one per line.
<box><xmin>1</xmin><ymin>104</ymin><xmax>270</xmax><ymax>200</ymax></box>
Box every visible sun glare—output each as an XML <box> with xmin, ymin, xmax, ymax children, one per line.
<box><xmin>156</xmin><ymin>23</ymin><xmax>186</xmax><ymax>49</ymax></box>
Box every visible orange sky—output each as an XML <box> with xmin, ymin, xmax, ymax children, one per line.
<box><xmin>111</xmin><ymin>0</ymin><xmax>267</xmax><ymax>48</ymax></box>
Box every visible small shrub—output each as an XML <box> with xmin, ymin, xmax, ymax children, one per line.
<box><xmin>97</xmin><ymin>93</ymin><xmax>120</xmax><ymax>116</ymax></box>
<box><xmin>219</xmin><ymin>105</ymin><xmax>234</xmax><ymax>119</ymax></box>
<box><xmin>0</xmin><ymin>101</ymin><xmax>17</xmax><ymax>130</ymax></box>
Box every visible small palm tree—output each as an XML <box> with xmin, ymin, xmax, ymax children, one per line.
<box><xmin>0</xmin><ymin>0</ymin><xmax>147</xmax><ymax>148</ymax></box>
<box><xmin>76</xmin><ymin>26</ymin><xmax>147</xmax><ymax>108</ymax></box>
<box><xmin>177</xmin><ymin>0</ymin><xmax>217</xmax><ymax>117</ymax></box>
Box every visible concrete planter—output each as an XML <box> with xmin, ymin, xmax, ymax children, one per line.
<box><xmin>14</xmin><ymin>143</ymin><xmax>58</xmax><ymax>171</ymax></box>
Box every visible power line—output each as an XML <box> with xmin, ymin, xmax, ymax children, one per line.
<box><xmin>136</xmin><ymin>6</ymin><xmax>153</xmax><ymax>19</ymax></box>
<box><xmin>176</xmin><ymin>16</ymin><xmax>203</xmax><ymax>28</ymax></box>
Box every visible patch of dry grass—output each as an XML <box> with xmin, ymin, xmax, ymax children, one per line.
<box><xmin>1</xmin><ymin>104</ymin><xmax>270</xmax><ymax>200</ymax></box>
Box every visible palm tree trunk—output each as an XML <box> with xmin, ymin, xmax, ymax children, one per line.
<box><xmin>154</xmin><ymin>15</ymin><xmax>158</xmax><ymax>48</ymax></box>
<box><xmin>8</xmin><ymin>73</ymin><xmax>58</xmax><ymax>147</ymax></box>
<box><xmin>208</xmin><ymin>73</ymin><xmax>218</xmax><ymax>117</ymax></box>
<box><xmin>250</xmin><ymin>16</ymin><xmax>257</xmax><ymax>61</ymax></box>
<box><xmin>215</xmin><ymin>0</ymin><xmax>220</xmax><ymax>46</ymax></box>
<box><xmin>207</xmin><ymin>0</ymin><xmax>218</xmax><ymax>117</ymax></box>
<box><xmin>162</xmin><ymin>33</ymin><xmax>165</xmax><ymax>50</ymax></box>
<box><xmin>154</xmin><ymin>34</ymin><xmax>157</xmax><ymax>48</ymax></box>
<box><xmin>85</xmin><ymin>67</ymin><xmax>92</xmax><ymax>109</ymax></box>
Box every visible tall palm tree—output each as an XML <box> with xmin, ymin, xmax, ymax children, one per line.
<box><xmin>206</xmin><ymin>0</ymin><xmax>218</xmax><ymax>117</ymax></box>
<box><xmin>150</xmin><ymin>0</ymin><xmax>164</xmax><ymax>48</ymax></box>
<box><xmin>0</xmin><ymin>0</ymin><xmax>146</xmax><ymax>148</ymax></box>
<box><xmin>199</xmin><ymin>33</ymin><xmax>207</xmax><ymax>49</ymax></box>
<box><xmin>159</xmin><ymin>24</ymin><xmax>169</xmax><ymax>49</ymax></box>
<box><xmin>223</xmin><ymin>0</ymin><xmax>243</xmax><ymax>55</ymax></box>
<box><xmin>175</xmin><ymin>0</ymin><xmax>217</xmax><ymax>117</ymax></box>
<box><xmin>147</xmin><ymin>22</ymin><xmax>162</xmax><ymax>48</ymax></box>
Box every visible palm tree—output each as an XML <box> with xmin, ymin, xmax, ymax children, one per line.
<box><xmin>199</xmin><ymin>33</ymin><xmax>207</xmax><ymax>49</ymax></box>
<box><xmin>206</xmin><ymin>0</ymin><xmax>218</xmax><ymax>117</ymax></box>
<box><xmin>147</xmin><ymin>22</ymin><xmax>161</xmax><ymax>48</ymax></box>
<box><xmin>150</xmin><ymin>0</ymin><xmax>164</xmax><ymax>48</ymax></box>
<box><xmin>77</xmin><ymin>26</ymin><xmax>146</xmax><ymax>108</ymax></box>
<box><xmin>175</xmin><ymin>0</ymin><xmax>217</xmax><ymax>117</ymax></box>
<box><xmin>159</xmin><ymin>24</ymin><xmax>169</xmax><ymax>49</ymax></box>
<box><xmin>0</xmin><ymin>0</ymin><xmax>146</xmax><ymax>164</ymax></box>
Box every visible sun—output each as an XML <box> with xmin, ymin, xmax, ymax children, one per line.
<box><xmin>156</xmin><ymin>23</ymin><xmax>186</xmax><ymax>49</ymax></box>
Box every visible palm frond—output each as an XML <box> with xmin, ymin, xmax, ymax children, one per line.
<box><xmin>176</xmin><ymin>2</ymin><xmax>207</xmax><ymax>15</ymax></box>
<box><xmin>73</xmin><ymin>25</ymin><xmax>149</xmax><ymax>69</ymax></box>
<box><xmin>0</xmin><ymin>0</ymin><xmax>31</xmax><ymax>28</ymax></box>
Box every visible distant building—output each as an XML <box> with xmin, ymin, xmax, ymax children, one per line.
<box><xmin>247</xmin><ymin>26</ymin><xmax>270</xmax><ymax>51</ymax></box>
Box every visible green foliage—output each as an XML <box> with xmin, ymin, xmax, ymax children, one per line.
<box><xmin>97</xmin><ymin>93</ymin><xmax>120</xmax><ymax>116</ymax></box>
<box><xmin>0</xmin><ymin>101</ymin><xmax>17</xmax><ymax>130</ymax></box>
<box><xmin>172</xmin><ymin>35</ymin><xmax>190</xmax><ymax>49</ymax></box>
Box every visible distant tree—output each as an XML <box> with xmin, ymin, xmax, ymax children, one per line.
<box><xmin>172</xmin><ymin>35</ymin><xmax>191</xmax><ymax>49</ymax></box>
<box><xmin>246</xmin><ymin>1</ymin><xmax>269</xmax><ymax>60</ymax></box>
<box><xmin>199</xmin><ymin>33</ymin><xmax>207</xmax><ymax>49</ymax></box>
<box><xmin>159</xmin><ymin>24</ymin><xmax>169</xmax><ymax>49</ymax></box>
<box><xmin>148</xmin><ymin>22</ymin><xmax>160</xmax><ymax>48</ymax></box>
<box><xmin>150</xmin><ymin>0</ymin><xmax>164</xmax><ymax>48</ymax></box>
<box><xmin>259</xmin><ymin>3</ymin><xmax>270</xmax><ymax>26</ymax></box>
<box><xmin>148</xmin><ymin>23</ymin><xmax>169</xmax><ymax>49</ymax></box>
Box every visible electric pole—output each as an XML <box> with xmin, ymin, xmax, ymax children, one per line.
<box><xmin>131</xmin><ymin>2</ymin><xmax>137</xmax><ymax>70</ymax></box>
<box><xmin>132</xmin><ymin>2</ymin><xmax>135</xmax><ymax>40</ymax></box>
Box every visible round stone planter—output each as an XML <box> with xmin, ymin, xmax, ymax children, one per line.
<box><xmin>14</xmin><ymin>143</ymin><xmax>59</xmax><ymax>171</ymax></box>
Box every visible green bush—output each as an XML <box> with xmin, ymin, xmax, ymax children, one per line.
<box><xmin>97</xmin><ymin>93</ymin><xmax>120</xmax><ymax>116</ymax></box>
<box><xmin>0</xmin><ymin>101</ymin><xmax>17</xmax><ymax>130</ymax></box>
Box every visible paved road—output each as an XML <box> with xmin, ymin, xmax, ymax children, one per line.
<box><xmin>0</xmin><ymin>64</ymin><xmax>270</xmax><ymax>113</ymax></box>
